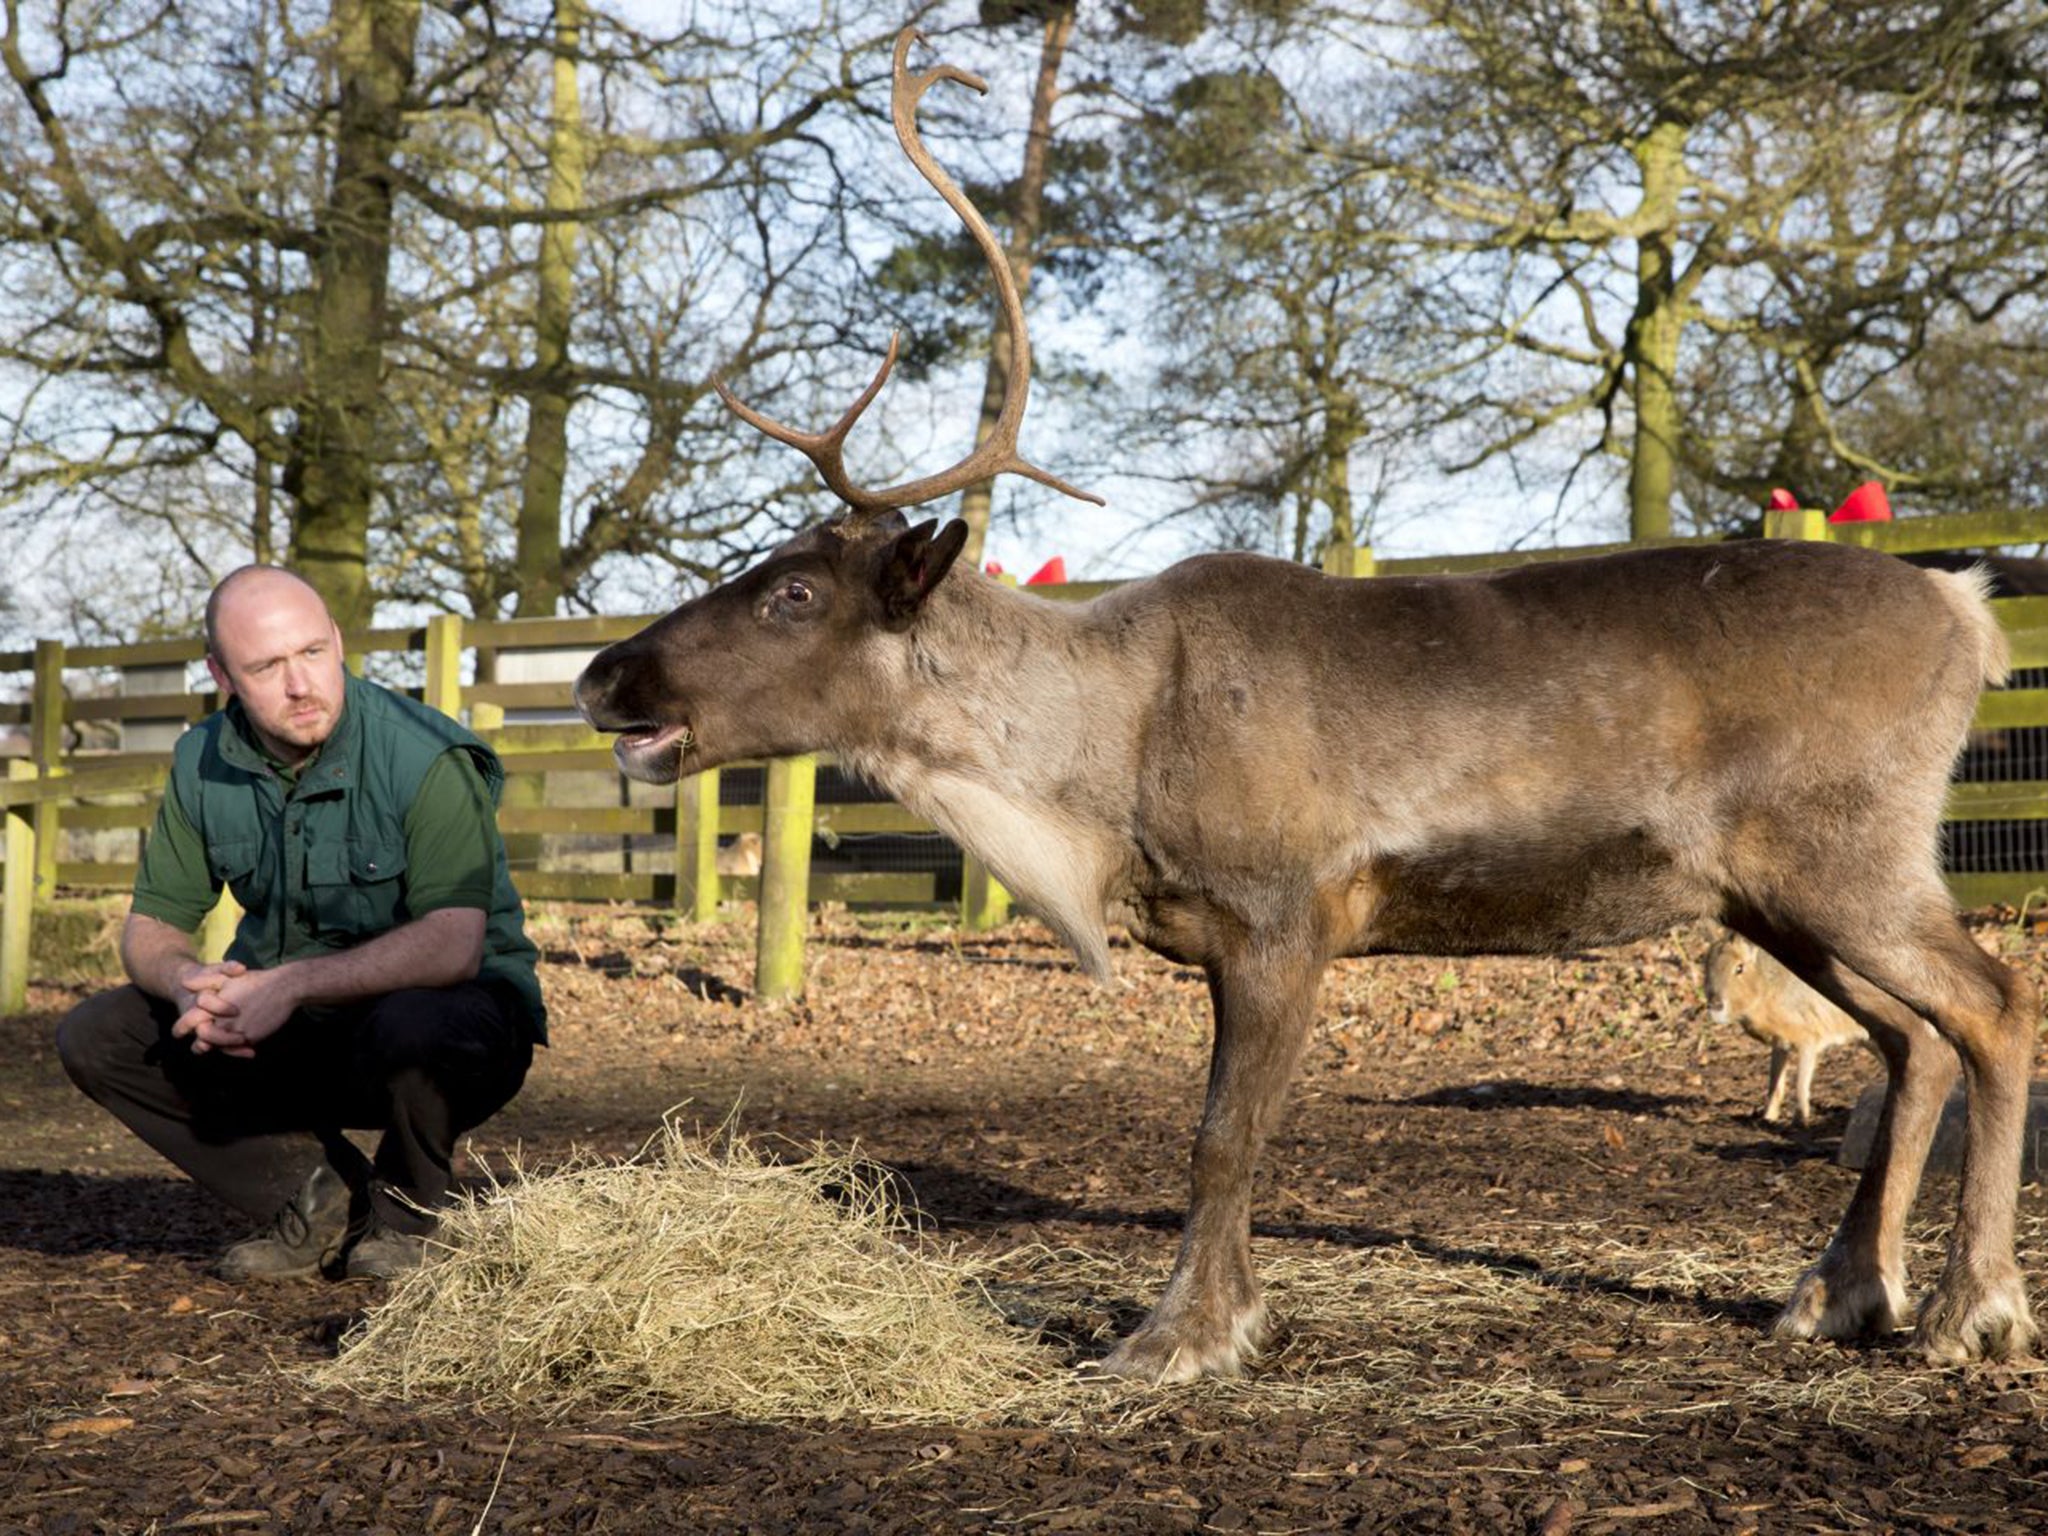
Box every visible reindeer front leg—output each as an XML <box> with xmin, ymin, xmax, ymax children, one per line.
<box><xmin>1100</xmin><ymin>938</ymin><xmax>1323</xmax><ymax>1383</ymax></box>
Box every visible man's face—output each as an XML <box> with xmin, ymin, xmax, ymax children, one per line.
<box><xmin>205</xmin><ymin>574</ymin><xmax>347</xmax><ymax>765</ymax></box>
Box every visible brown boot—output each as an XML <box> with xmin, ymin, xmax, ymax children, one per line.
<box><xmin>217</xmin><ymin>1165</ymin><xmax>351</xmax><ymax>1282</ymax></box>
<box><xmin>341</xmin><ymin>1217</ymin><xmax>432</xmax><ymax>1281</ymax></box>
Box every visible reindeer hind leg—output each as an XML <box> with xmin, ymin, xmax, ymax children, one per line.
<box><xmin>1831</xmin><ymin>919</ymin><xmax>2039</xmax><ymax>1363</ymax></box>
<box><xmin>1751</xmin><ymin>900</ymin><xmax>2036</xmax><ymax>1361</ymax></box>
<box><xmin>1727</xmin><ymin>922</ymin><xmax>1950</xmax><ymax>1345</ymax></box>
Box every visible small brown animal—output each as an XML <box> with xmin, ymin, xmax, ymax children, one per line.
<box><xmin>1705</xmin><ymin>934</ymin><xmax>1872</xmax><ymax>1126</ymax></box>
<box><xmin>715</xmin><ymin>831</ymin><xmax>763</xmax><ymax>879</ymax></box>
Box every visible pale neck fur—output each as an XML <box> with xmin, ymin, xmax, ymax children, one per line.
<box><xmin>834</xmin><ymin>573</ymin><xmax>1138</xmax><ymax>981</ymax></box>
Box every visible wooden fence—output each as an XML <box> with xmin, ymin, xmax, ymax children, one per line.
<box><xmin>4</xmin><ymin>503</ymin><xmax>2048</xmax><ymax>1013</ymax></box>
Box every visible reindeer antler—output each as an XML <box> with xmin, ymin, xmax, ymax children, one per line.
<box><xmin>714</xmin><ymin>27</ymin><xmax>1103</xmax><ymax>522</ymax></box>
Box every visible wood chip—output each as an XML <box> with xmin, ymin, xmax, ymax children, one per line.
<box><xmin>167</xmin><ymin>1513</ymin><xmax>274</xmax><ymax>1530</ymax></box>
<box><xmin>1593</xmin><ymin>1498</ymin><xmax>1698</xmax><ymax>1520</ymax></box>
<box><xmin>46</xmin><ymin>1416</ymin><xmax>134</xmax><ymax>1439</ymax></box>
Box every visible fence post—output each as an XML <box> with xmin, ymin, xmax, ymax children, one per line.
<box><xmin>1321</xmin><ymin>539</ymin><xmax>1378</xmax><ymax>579</ymax></box>
<box><xmin>1762</xmin><ymin>506</ymin><xmax>1831</xmax><ymax>543</ymax></box>
<box><xmin>755</xmin><ymin>754</ymin><xmax>816</xmax><ymax>999</ymax></box>
<box><xmin>198</xmin><ymin>887</ymin><xmax>243</xmax><ymax>964</ymax></box>
<box><xmin>31</xmin><ymin>639</ymin><xmax>63</xmax><ymax>899</ymax></box>
<box><xmin>468</xmin><ymin>645</ymin><xmax>505</xmax><ymax>733</ymax></box>
<box><xmin>423</xmin><ymin>613</ymin><xmax>464</xmax><ymax>719</ymax></box>
<box><xmin>961</xmin><ymin>853</ymin><xmax>1010</xmax><ymax>932</ymax></box>
<box><xmin>675</xmin><ymin>769</ymin><xmax>722</xmax><ymax>922</ymax></box>
<box><xmin>2</xmin><ymin>760</ymin><xmax>36</xmax><ymax>1013</ymax></box>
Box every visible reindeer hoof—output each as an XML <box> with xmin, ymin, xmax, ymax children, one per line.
<box><xmin>1918</xmin><ymin>1268</ymin><xmax>2037</xmax><ymax>1364</ymax></box>
<box><xmin>1091</xmin><ymin>1298</ymin><xmax>1270</xmax><ymax>1385</ymax></box>
<box><xmin>1774</xmin><ymin>1259</ymin><xmax>1909</xmax><ymax>1343</ymax></box>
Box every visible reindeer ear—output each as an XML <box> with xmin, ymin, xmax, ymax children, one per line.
<box><xmin>878</xmin><ymin>518</ymin><xmax>970</xmax><ymax>624</ymax></box>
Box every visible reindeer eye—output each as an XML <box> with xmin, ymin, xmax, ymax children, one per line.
<box><xmin>781</xmin><ymin>578</ymin><xmax>814</xmax><ymax>605</ymax></box>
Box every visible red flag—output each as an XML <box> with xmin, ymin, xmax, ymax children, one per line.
<box><xmin>1828</xmin><ymin>482</ymin><xmax>1892</xmax><ymax>523</ymax></box>
<box><xmin>1025</xmin><ymin>556</ymin><xmax>1067</xmax><ymax>585</ymax></box>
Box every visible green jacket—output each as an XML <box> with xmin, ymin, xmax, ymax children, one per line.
<box><xmin>163</xmin><ymin>671</ymin><xmax>547</xmax><ymax>1043</ymax></box>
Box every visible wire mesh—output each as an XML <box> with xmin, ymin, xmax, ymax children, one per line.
<box><xmin>1946</xmin><ymin>664</ymin><xmax>2048</xmax><ymax>878</ymax></box>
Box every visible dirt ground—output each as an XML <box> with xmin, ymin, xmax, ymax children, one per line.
<box><xmin>6</xmin><ymin>902</ymin><xmax>2048</xmax><ymax>1535</ymax></box>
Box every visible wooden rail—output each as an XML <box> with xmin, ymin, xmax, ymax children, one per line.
<box><xmin>5</xmin><ymin>505</ymin><xmax>2048</xmax><ymax>1011</ymax></box>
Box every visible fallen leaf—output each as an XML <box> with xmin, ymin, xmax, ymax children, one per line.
<box><xmin>167</xmin><ymin>1295</ymin><xmax>196</xmax><ymax>1315</ymax></box>
<box><xmin>1602</xmin><ymin>1123</ymin><xmax>1628</xmax><ymax>1154</ymax></box>
<box><xmin>1958</xmin><ymin>1443</ymin><xmax>2011</xmax><ymax>1469</ymax></box>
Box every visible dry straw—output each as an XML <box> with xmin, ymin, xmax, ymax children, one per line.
<box><xmin>315</xmin><ymin>1121</ymin><xmax>1071</xmax><ymax>1427</ymax></box>
<box><xmin>312</xmin><ymin>1128</ymin><xmax>2048</xmax><ymax>1431</ymax></box>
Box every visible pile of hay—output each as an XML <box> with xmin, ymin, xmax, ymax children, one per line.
<box><xmin>313</xmin><ymin>1157</ymin><xmax>2048</xmax><ymax>1431</ymax></box>
<box><xmin>315</xmin><ymin>1123</ymin><xmax>1068</xmax><ymax>1426</ymax></box>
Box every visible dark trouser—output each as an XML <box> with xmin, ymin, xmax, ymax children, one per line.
<box><xmin>55</xmin><ymin>980</ymin><xmax>534</xmax><ymax>1236</ymax></box>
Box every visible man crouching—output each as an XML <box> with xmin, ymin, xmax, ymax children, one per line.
<box><xmin>56</xmin><ymin>565</ymin><xmax>546</xmax><ymax>1281</ymax></box>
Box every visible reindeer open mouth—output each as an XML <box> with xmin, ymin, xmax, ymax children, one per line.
<box><xmin>610</xmin><ymin>721</ymin><xmax>694</xmax><ymax>780</ymax></box>
<box><xmin>572</xmin><ymin>644</ymin><xmax>700</xmax><ymax>782</ymax></box>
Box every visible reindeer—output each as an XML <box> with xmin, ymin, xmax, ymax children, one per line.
<box><xmin>576</xmin><ymin>29</ymin><xmax>2038</xmax><ymax>1381</ymax></box>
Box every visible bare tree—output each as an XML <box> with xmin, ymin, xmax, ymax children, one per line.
<box><xmin>0</xmin><ymin>0</ymin><xmax>433</xmax><ymax>628</ymax></box>
<box><xmin>0</xmin><ymin>0</ymin><xmax>908</xmax><ymax>634</ymax></box>
<box><xmin>1119</xmin><ymin>0</ymin><xmax>2048</xmax><ymax>549</ymax></box>
<box><xmin>1359</xmin><ymin>0</ymin><xmax>2048</xmax><ymax>537</ymax></box>
<box><xmin>1113</xmin><ymin>44</ymin><xmax>1439</xmax><ymax>563</ymax></box>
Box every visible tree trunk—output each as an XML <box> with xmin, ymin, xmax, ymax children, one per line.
<box><xmin>289</xmin><ymin>0</ymin><xmax>421</xmax><ymax>631</ymax></box>
<box><xmin>1625</xmin><ymin>116</ymin><xmax>1688</xmax><ymax>542</ymax></box>
<box><xmin>514</xmin><ymin>0</ymin><xmax>589</xmax><ymax>619</ymax></box>
<box><xmin>1319</xmin><ymin>391</ymin><xmax>1360</xmax><ymax>560</ymax></box>
<box><xmin>955</xmin><ymin>1</ymin><xmax>1075</xmax><ymax>568</ymax></box>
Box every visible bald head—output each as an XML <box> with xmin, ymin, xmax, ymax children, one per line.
<box><xmin>203</xmin><ymin>566</ymin><xmax>347</xmax><ymax>766</ymax></box>
<box><xmin>205</xmin><ymin>566</ymin><xmax>330</xmax><ymax>663</ymax></box>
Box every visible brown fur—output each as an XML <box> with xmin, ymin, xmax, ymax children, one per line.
<box><xmin>578</xmin><ymin>523</ymin><xmax>2038</xmax><ymax>1380</ymax></box>
<box><xmin>715</xmin><ymin>831</ymin><xmax>763</xmax><ymax>879</ymax></box>
<box><xmin>1705</xmin><ymin>933</ymin><xmax>1873</xmax><ymax>1125</ymax></box>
